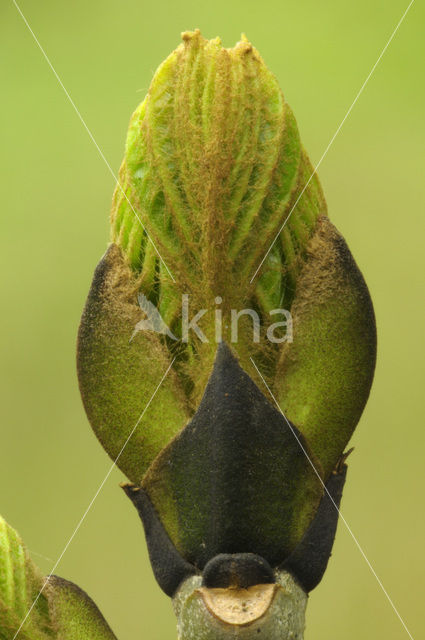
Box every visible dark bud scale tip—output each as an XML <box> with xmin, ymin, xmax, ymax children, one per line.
<box><xmin>123</xmin><ymin>343</ymin><xmax>347</xmax><ymax>597</ymax></box>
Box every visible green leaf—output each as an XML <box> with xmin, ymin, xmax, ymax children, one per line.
<box><xmin>113</xmin><ymin>30</ymin><xmax>324</xmax><ymax>296</ymax></box>
<box><xmin>45</xmin><ymin>577</ymin><xmax>117</xmax><ymax>640</ymax></box>
<box><xmin>0</xmin><ymin>516</ymin><xmax>117</xmax><ymax>640</ymax></box>
<box><xmin>0</xmin><ymin>515</ymin><xmax>54</xmax><ymax>640</ymax></box>
<box><xmin>106</xmin><ymin>30</ymin><xmax>326</xmax><ymax>406</ymax></box>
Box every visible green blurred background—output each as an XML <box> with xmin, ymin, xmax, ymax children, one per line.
<box><xmin>1</xmin><ymin>0</ymin><xmax>423</xmax><ymax>638</ymax></box>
